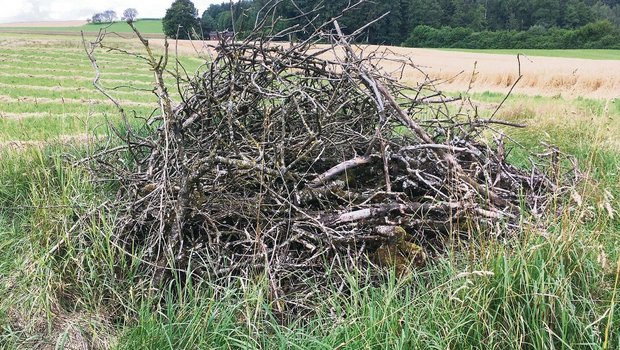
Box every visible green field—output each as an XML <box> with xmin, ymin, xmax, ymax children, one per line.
<box><xmin>0</xmin><ymin>32</ymin><xmax>619</xmax><ymax>349</ymax></box>
<box><xmin>0</xmin><ymin>19</ymin><xmax>163</xmax><ymax>34</ymax></box>
<box><xmin>0</xmin><ymin>33</ymin><xmax>202</xmax><ymax>142</ymax></box>
<box><xmin>442</xmin><ymin>48</ymin><xmax>620</xmax><ymax>60</ymax></box>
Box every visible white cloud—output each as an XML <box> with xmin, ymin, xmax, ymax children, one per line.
<box><xmin>0</xmin><ymin>0</ymin><xmax>223</xmax><ymax>24</ymax></box>
<box><xmin>2</xmin><ymin>1</ymin><xmax>35</xmax><ymax>21</ymax></box>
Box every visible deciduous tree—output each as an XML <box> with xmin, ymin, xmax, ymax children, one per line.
<box><xmin>122</xmin><ymin>8</ymin><xmax>138</xmax><ymax>22</ymax></box>
<box><xmin>163</xmin><ymin>0</ymin><xmax>199</xmax><ymax>39</ymax></box>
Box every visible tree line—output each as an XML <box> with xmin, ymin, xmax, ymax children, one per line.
<box><xmin>88</xmin><ymin>8</ymin><xmax>138</xmax><ymax>24</ymax></box>
<box><xmin>162</xmin><ymin>0</ymin><xmax>620</xmax><ymax>48</ymax></box>
<box><xmin>405</xmin><ymin>20</ymin><xmax>620</xmax><ymax>48</ymax></box>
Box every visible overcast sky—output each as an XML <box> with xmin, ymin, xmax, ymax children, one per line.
<box><xmin>0</xmin><ymin>0</ymin><xmax>223</xmax><ymax>24</ymax></box>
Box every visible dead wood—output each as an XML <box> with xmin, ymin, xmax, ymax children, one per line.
<box><xmin>82</xmin><ymin>2</ymin><xmax>580</xmax><ymax>316</ymax></box>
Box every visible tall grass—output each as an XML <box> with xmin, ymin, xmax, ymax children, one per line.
<box><xmin>0</xmin><ymin>147</ymin><xmax>139</xmax><ymax>349</ymax></box>
<box><xmin>1</xmin><ymin>110</ymin><xmax>618</xmax><ymax>349</ymax></box>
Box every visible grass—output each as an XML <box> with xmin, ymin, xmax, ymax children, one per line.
<box><xmin>0</xmin><ymin>86</ymin><xmax>155</xmax><ymax>103</ymax></box>
<box><xmin>0</xmin><ymin>32</ymin><xmax>619</xmax><ymax>349</ymax></box>
<box><xmin>1</xmin><ymin>145</ymin><xmax>617</xmax><ymax>348</ymax></box>
<box><xmin>0</xmin><ymin>35</ymin><xmax>202</xmax><ymax>142</ymax></box>
<box><xmin>0</xmin><ymin>19</ymin><xmax>163</xmax><ymax>35</ymax></box>
<box><xmin>115</xmin><ymin>238</ymin><xmax>614</xmax><ymax>349</ymax></box>
<box><xmin>465</xmin><ymin>92</ymin><xmax>620</xmax><ymax>152</ymax></box>
<box><xmin>0</xmin><ymin>114</ymin><xmax>127</xmax><ymax>142</ymax></box>
<box><xmin>0</xmin><ymin>100</ymin><xmax>153</xmax><ymax>115</ymax></box>
<box><xmin>81</xmin><ymin>20</ymin><xmax>163</xmax><ymax>34</ymax></box>
<box><xmin>0</xmin><ymin>74</ymin><xmax>155</xmax><ymax>89</ymax></box>
<box><xmin>441</xmin><ymin>48</ymin><xmax>620</xmax><ymax>60</ymax></box>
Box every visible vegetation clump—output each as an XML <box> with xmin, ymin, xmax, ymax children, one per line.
<box><xmin>162</xmin><ymin>0</ymin><xmax>200</xmax><ymax>39</ymax></box>
<box><xmin>201</xmin><ymin>0</ymin><xmax>620</xmax><ymax>48</ymax></box>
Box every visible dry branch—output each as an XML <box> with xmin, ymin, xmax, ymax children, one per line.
<box><xmin>83</xmin><ymin>3</ymin><xmax>579</xmax><ymax>315</ymax></box>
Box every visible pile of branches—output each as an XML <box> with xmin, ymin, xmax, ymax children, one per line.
<box><xmin>85</xmin><ymin>7</ymin><xmax>578</xmax><ymax>313</ymax></box>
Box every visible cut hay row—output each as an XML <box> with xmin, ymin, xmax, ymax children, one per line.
<box><xmin>0</xmin><ymin>111</ymin><xmax>110</xmax><ymax>120</ymax></box>
<box><xmin>0</xmin><ymin>49</ymin><xmax>136</xmax><ymax>60</ymax></box>
<box><xmin>0</xmin><ymin>83</ymin><xmax>154</xmax><ymax>99</ymax></box>
<box><xmin>0</xmin><ymin>48</ymin><xmax>171</xmax><ymax>61</ymax></box>
<box><xmin>0</xmin><ymin>49</ymin><xmax>205</xmax><ymax>63</ymax></box>
<box><xmin>0</xmin><ymin>95</ymin><xmax>158</xmax><ymax>108</ymax></box>
<box><xmin>0</xmin><ymin>72</ymin><xmax>157</xmax><ymax>87</ymax></box>
<box><xmin>0</xmin><ymin>32</ymin><xmax>161</xmax><ymax>143</ymax></box>
<box><xmin>0</xmin><ymin>36</ymin><xmax>164</xmax><ymax>52</ymax></box>
<box><xmin>0</xmin><ymin>39</ymin><xmax>91</xmax><ymax>49</ymax></box>
<box><xmin>0</xmin><ymin>101</ymin><xmax>153</xmax><ymax>116</ymax></box>
<box><xmin>0</xmin><ymin>81</ymin><xmax>153</xmax><ymax>97</ymax></box>
<box><xmin>0</xmin><ymin>63</ymin><xmax>153</xmax><ymax>76</ymax></box>
<box><xmin>0</xmin><ymin>56</ymin><xmax>148</xmax><ymax>69</ymax></box>
<box><xmin>0</xmin><ymin>133</ymin><xmax>98</xmax><ymax>150</ymax></box>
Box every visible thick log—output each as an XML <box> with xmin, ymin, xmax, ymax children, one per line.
<box><xmin>308</xmin><ymin>155</ymin><xmax>377</xmax><ymax>189</ymax></box>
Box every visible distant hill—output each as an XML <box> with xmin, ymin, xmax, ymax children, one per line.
<box><xmin>0</xmin><ymin>20</ymin><xmax>86</xmax><ymax>27</ymax></box>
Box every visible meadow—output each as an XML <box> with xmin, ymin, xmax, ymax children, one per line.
<box><xmin>0</xmin><ymin>31</ymin><xmax>618</xmax><ymax>349</ymax></box>
<box><xmin>0</xmin><ymin>32</ymin><xmax>203</xmax><ymax>144</ymax></box>
<box><xmin>441</xmin><ymin>48</ymin><xmax>620</xmax><ymax>60</ymax></box>
<box><xmin>0</xmin><ymin>19</ymin><xmax>164</xmax><ymax>35</ymax></box>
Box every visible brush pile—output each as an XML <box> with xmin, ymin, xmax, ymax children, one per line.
<box><xmin>87</xmin><ymin>15</ymin><xmax>577</xmax><ymax>312</ymax></box>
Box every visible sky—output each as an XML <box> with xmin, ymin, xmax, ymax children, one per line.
<box><xmin>0</xmin><ymin>0</ymin><xmax>223</xmax><ymax>24</ymax></box>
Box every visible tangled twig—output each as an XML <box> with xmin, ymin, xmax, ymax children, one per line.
<box><xmin>83</xmin><ymin>4</ymin><xmax>579</xmax><ymax>315</ymax></box>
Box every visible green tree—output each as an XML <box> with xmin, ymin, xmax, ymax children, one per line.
<box><xmin>216</xmin><ymin>11</ymin><xmax>233</xmax><ymax>31</ymax></box>
<box><xmin>201</xmin><ymin>12</ymin><xmax>216</xmax><ymax>32</ymax></box>
<box><xmin>563</xmin><ymin>0</ymin><xmax>595</xmax><ymax>27</ymax></box>
<box><xmin>591</xmin><ymin>1</ymin><xmax>620</xmax><ymax>25</ymax></box>
<box><xmin>532</xmin><ymin>0</ymin><xmax>561</xmax><ymax>27</ymax></box>
<box><xmin>408</xmin><ymin>0</ymin><xmax>444</xmax><ymax>28</ymax></box>
<box><xmin>231</xmin><ymin>0</ymin><xmax>256</xmax><ymax>33</ymax></box>
<box><xmin>163</xmin><ymin>0</ymin><xmax>199</xmax><ymax>39</ymax></box>
<box><xmin>508</xmin><ymin>0</ymin><xmax>534</xmax><ymax>30</ymax></box>
<box><xmin>163</xmin><ymin>0</ymin><xmax>620</xmax><ymax>46</ymax></box>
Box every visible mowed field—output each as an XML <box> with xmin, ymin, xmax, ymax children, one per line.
<box><xmin>1</xmin><ymin>30</ymin><xmax>619</xmax><ymax>349</ymax></box>
<box><xmin>0</xmin><ymin>32</ymin><xmax>202</xmax><ymax>147</ymax></box>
